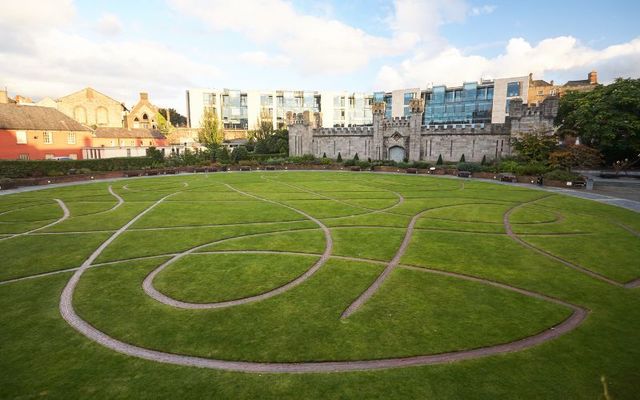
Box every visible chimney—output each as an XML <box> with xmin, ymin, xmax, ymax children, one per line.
<box><xmin>0</xmin><ymin>90</ymin><xmax>8</xmax><ymax>104</ymax></box>
<box><xmin>140</xmin><ymin>92</ymin><xmax>149</xmax><ymax>101</ymax></box>
<box><xmin>588</xmin><ymin>70</ymin><xmax>598</xmax><ymax>85</ymax></box>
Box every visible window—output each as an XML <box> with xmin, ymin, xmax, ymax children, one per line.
<box><xmin>505</xmin><ymin>99</ymin><xmax>511</xmax><ymax>113</ymax></box>
<box><xmin>67</xmin><ymin>132</ymin><xmax>76</xmax><ymax>144</ymax></box>
<box><xmin>507</xmin><ymin>81</ymin><xmax>520</xmax><ymax>97</ymax></box>
<box><xmin>537</xmin><ymin>90</ymin><xmax>543</xmax><ymax>95</ymax></box>
<box><xmin>68</xmin><ymin>154</ymin><xmax>77</xmax><ymax>160</ymax></box>
<box><xmin>45</xmin><ymin>154</ymin><xmax>54</xmax><ymax>160</ymax></box>
<box><xmin>18</xmin><ymin>154</ymin><xmax>29</xmax><ymax>160</ymax></box>
<box><xmin>16</xmin><ymin>130</ymin><xmax>27</xmax><ymax>144</ymax></box>
<box><xmin>203</xmin><ymin>93</ymin><xmax>216</xmax><ymax>105</ymax></box>
<box><xmin>43</xmin><ymin>132</ymin><xmax>53</xmax><ymax>144</ymax></box>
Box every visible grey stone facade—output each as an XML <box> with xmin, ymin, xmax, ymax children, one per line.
<box><xmin>288</xmin><ymin>97</ymin><xmax>558</xmax><ymax>163</ymax></box>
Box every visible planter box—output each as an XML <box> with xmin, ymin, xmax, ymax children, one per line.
<box><xmin>472</xmin><ymin>172</ymin><xmax>496</xmax><ymax>179</ymax></box>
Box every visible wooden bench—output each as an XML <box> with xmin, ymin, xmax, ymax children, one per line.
<box><xmin>457</xmin><ymin>171</ymin><xmax>471</xmax><ymax>178</ymax></box>
<box><xmin>406</xmin><ymin>168</ymin><xmax>418</xmax><ymax>174</ymax></box>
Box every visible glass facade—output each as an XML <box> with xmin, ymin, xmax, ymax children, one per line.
<box><xmin>507</xmin><ymin>81</ymin><xmax>520</xmax><ymax>97</ymax></box>
<box><xmin>221</xmin><ymin>90</ymin><xmax>248</xmax><ymax>129</ymax></box>
<box><xmin>423</xmin><ymin>83</ymin><xmax>493</xmax><ymax>125</ymax></box>
<box><xmin>373</xmin><ymin>92</ymin><xmax>393</xmax><ymax>119</ymax></box>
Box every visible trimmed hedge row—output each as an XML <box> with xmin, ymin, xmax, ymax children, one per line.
<box><xmin>0</xmin><ymin>157</ymin><xmax>156</xmax><ymax>179</ymax></box>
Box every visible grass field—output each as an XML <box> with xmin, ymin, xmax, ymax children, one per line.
<box><xmin>0</xmin><ymin>171</ymin><xmax>639</xmax><ymax>399</ymax></box>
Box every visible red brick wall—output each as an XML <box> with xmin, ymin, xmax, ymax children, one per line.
<box><xmin>0</xmin><ymin>129</ymin><xmax>93</xmax><ymax>160</ymax></box>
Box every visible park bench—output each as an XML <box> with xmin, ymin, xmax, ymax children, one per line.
<box><xmin>265</xmin><ymin>166</ymin><xmax>276</xmax><ymax>171</ymax></box>
<box><xmin>457</xmin><ymin>171</ymin><xmax>471</xmax><ymax>178</ymax></box>
<box><xmin>498</xmin><ymin>173</ymin><xmax>517</xmax><ymax>183</ymax></box>
<box><xmin>239</xmin><ymin>166</ymin><xmax>251</xmax><ymax>171</ymax></box>
<box><xmin>350</xmin><ymin>166</ymin><xmax>361</xmax><ymax>171</ymax></box>
<box><xmin>406</xmin><ymin>168</ymin><xmax>418</xmax><ymax>174</ymax></box>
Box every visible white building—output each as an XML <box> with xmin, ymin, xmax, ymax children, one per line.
<box><xmin>185</xmin><ymin>76</ymin><xmax>529</xmax><ymax>132</ymax></box>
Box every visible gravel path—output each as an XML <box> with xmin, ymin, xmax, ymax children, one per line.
<box><xmin>141</xmin><ymin>183</ymin><xmax>334</xmax><ymax>309</ymax></box>
<box><xmin>0</xmin><ymin>199</ymin><xmax>69</xmax><ymax>242</ymax></box>
<box><xmin>340</xmin><ymin>208</ymin><xmax>429</xmax><ymax>318</ymax></box>
<box><xmin>503</xmin><ymin>197</ymin><xmax>640</xmax><ymax>288</ymax></box>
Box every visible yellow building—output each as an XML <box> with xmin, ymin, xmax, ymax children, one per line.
<box><xmin>528</xmin><ymin>71</ymin><xmax>598</xmax><ymax>105</ymax></box>
<box><xmin>126</xmin><ymin>92</ymin><xmax>159</xmax><ymax>129</ymax></box>
<box><xmin>56</xmin><ymin>87</ymin><xmax>126</xmax><ymax>128</ymax></box>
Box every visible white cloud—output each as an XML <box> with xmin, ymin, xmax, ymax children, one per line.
<box><xmin>96</xmin><ymin>13</ymin><xmax>124</xmax><ymax>36</ymax></box>
<box><xmin>239</xmin><ymin>51</ymin><xmax>290</xmax><ymax>67</ymax></box>
<box><xmin>0</xmin><ymin>0</ymin><xmax>220</xmax><ymax>114</ymax></box>
<box><xmin>376</xmin><ymin>36</ymin><xmax>640</xmax><ymax>89</ymax></box>
<box><xmin>0</xmin><ymin>0</ymin><xmax>75</xmax><ymax>30</ymax></box>
<box><xmin>169</xmin><ymin>0</ymin><xmax>425</xmax><ymax>74</ymax></box>
<box><xmin>470</xmin><ymin>5</ymin><xmax>496</xmax><ymax>16</ymax></box>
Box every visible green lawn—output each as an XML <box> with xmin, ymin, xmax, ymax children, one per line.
<box><xmin>0</xmin><ymin>171</ymin><xmax>639</xmax><ymax>399</ymax></box>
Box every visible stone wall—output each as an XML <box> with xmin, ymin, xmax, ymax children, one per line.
<box><xmin>289</xmin><ymin>97</ymin><xmax>558</xmax><ymax>163</ymax></box>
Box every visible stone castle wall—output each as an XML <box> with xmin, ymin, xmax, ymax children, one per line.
<box><xmin>289</xmin><ymin>97</ymin><xmax>558</xmax><ymax>163</ymax></box>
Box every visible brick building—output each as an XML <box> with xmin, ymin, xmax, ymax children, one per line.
<box><xmin>0</xmin><ymin>104</ymin><xmax>93</xmax><ymax>160</ymax></box>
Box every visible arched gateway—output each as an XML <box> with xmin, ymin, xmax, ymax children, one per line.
<box><xmin>388</xmin><ymin>146</ymin><xmax>406</xmax><ymax>163</ymax></box>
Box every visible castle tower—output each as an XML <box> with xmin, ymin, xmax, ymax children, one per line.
<box><xmin>372</xmin><ymin>102</ymin><xmax>386</xmax><ymax>160</ymax></box>
<box><xmin>408</xmin><ymin>98</ymin><xmax>424</xmax><ymax>161</ymax></box>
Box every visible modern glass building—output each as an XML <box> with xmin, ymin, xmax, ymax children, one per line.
<box><xmin>422</xmin><ymin>82</ymin><xmax>494</xmax><ymax>125</ymax></box>
<box><xmin>186</xmin><ymin>75</ymin><xmax>529</xmax><ymax>131</ymax></box>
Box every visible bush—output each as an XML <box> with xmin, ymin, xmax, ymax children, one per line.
<box><xmin>0</xmin><ymin>177</ymin><xmax>15</xmax><ymax>189</ymax></box>
<box><xmin>78</xmin><ymin>168</ymin><xmax>92</xmax><ymax>175</ymax></box>
<box><xmin>549</xmin><ymin>145</ymin><xmax>604</xmax><ymax>169</ymax></box>
<box><xmin>0</xmin><ymin>158</ymin><xmax>157</xmax><ymax>179</ymax></box>
<box><xmin>146</xmin><ymin>146</ymin><xmax>164</xmax><ymax>163</ymax></box>
<box><xmin>343</xmin><ymin>159</ymin><xmax>356</xmax><ymax>167</ymax></box>
<box><xmin>322</xmin><ymin>152</ymin><xmax>327</xmax><ymax>158</ymax></box>
<box><xmin>320</xmin><ymin>158</ymin><xmax>332</xmax><ymax>165</ymax></box>
<box><xmin>497</xmin><ymin>160</ymin><xmax>520</xmax><ymax>173</ymax></box>
<box><xmin>336</xmin><ymin>152</ymin><xmax>343</xmax><ymax>163</ymax></box>
<box><xmin>457</xmin><ymin>162</ymin><xmax>482</xmax><ymax>172</ymax></box>
<box><xmin>239</xmin><ymin>159</ymin><xmax>258</xmax><ymax>167</ymax></box>
<box><xmin>515</xmin><ymin>162</ymin><xmax>550</xmax><ymax>176</ymax></box>
<box><xmin>411</xmin><ymin>161</ymin><xmax>431</xmax><ymax>169</ymax></box>
<box><xmin>544</xmin><ymin>169</ymin><xmax>582</xmax><ymax>181</ymax></box>
<box><xmin>481</xmin><ymin>155</ymin><xmax>487</xmax><ymax>165</ymax></box>
<box><xmin>436</xmin><ymin>154</ymin><xmax>443</xmax><ymax>165</ymax></box>
<box><xmin>357</xmin><ymin>160</ymin><xmax>371</xmax><ymax>169</ymax></box>
<box><xmin>459</xmin><ymin>154</ymin><xmax>466</xmax><ymax>163</ymax></box>
<box><xmin>214</xmin><ymin>147</ymin><xmax>230</xmax><ymax>164</ymax></box>
<box><xmin>353</xmin><ymin>153</ymin><xmax>359</xmax><ymax>162</ymax></box>
<box><xmin>231</xmin><ymin>146</ymin><xmax>249</xmax><ymax>163</ymax></box>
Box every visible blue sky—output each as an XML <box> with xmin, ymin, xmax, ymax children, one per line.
<box><xmin>1</xmin><ymin>0</ymin><xmax>639</xmax><ymax>113</ymax></box>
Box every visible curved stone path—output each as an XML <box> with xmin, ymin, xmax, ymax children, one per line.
<box><xmin>340</xmin><ymin>208</ymin><xmax>429</xmax><ymax>318</ymax></box>
<box><xmin>45</xmin><ymin>180</ymin><xmax>591</xmax><ymax>373</ymax></box>
<box><xmin>503</xmin><ymin>197</ymin><xmax>640</xmax><ymax>289</ymax></box>
<box><xmin>0</xmin><ymin>199</ymin><xmax>69</xmax><ymax>242</ymax></box>
<box><xmin>142</xmin><ymin>183</ymin><xmax>333</xmax><ymax>309</ymax></box>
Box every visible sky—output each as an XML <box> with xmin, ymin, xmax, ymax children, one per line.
<box><xmin>1</xmin><ymin>0</ymin><xmax>639</xmax><ymax>114</ymax></box>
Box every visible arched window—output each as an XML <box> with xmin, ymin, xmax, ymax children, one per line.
<box><xmin>74</xmin><ymin>106</ymin><xmax>87</xmax><ymax>124</ymax></box>
<box><xmin>96</xmin><ymin>107</ymin><xmax>108</xmax><ymax>125</ymax></box>
<box><xmin>142</xmin><ymin>113</ymin><xmax>148</xmax><ymax>120</ymax></box>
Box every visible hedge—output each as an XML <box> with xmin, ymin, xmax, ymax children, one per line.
<box><xmin>0</xmin><ymin>157</ymin><xmax>156</xmax><ymax>179</ymax></box>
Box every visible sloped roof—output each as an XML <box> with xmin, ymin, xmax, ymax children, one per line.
<box><xmin>58</xmin><ymin>87</ymin><xmax>124</xmax><ymax>107</ymax></box>
<box><xmin>564</xmin><ymin>80</ymin><xmax>591</xmax><ymax>87</ymax></box>
<box><xmin>94</xmin><ymin>127</ymin><xmax>165</xmax><ymax>139</ymax></box>
<box><xmin>0</xmin><ymin>104</ymin><xmax>91</xmax><ymax>131</ymax></box>
<box><xmin>532</xmin><ymin>79</ymin><xmax>552</xmax><ymax>86</ymax></box>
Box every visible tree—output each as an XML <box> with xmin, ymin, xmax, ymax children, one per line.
<box><xmin>436</xmin><ymin>154</ymin><xmax>443</xmax><ymax>165</ymax></box>
<box><xmin>198</xmin><ymin>108</ymin><xmax>223</xmax><ymax>150</ymax></box>
<box><xmin>459</xmin><ymin>154</ymin><xmax>465</xmax><ymax>163</ymax></box>
<box><xmin>158</xmin><ymin>108</ymin><xmax>188</xmax><ymax>127</ymax></box>
<box><xmin>231</xmin><ymin>146</ymin><xmax>249</xmax><ymax>163</ymax></box>
<box><xmin>322</xmin><ymin>152</ymin><xmax>327</xmax><ymax>158</ymax></box>
<box><xmin>146</xmin><ymin>146</ymin><xmax>164</xmax><ymax>163</ymax></box>
<box><xmin>336</xmin><ymin>152</ymin><xmax>343</xmax><ymax>163</ymax></box>
<box><xmin>353</xmin><ymin>153</ymin><xmax>359</xmax><ymax>161</ymax></box>
<box><xmin>549</xmin><ymin>144</ymin><xmax>604</xmax><ymax>170</ymax></box>
<box><xmin>214</xmin><ymin>147</ymin><xmax>230</xmax><ymax>164</ymax></box>
<box><xmin>481</xmin><ymin>155</ymin><xmax>487</xmax><ymax>165</ymax></box>
<box><xmin>556</xmin><ymin>78</ymin><xmax>640</xmax><ymax>163</ymax></box>
<box><xmin>512</xmin><ymin>131</ymin><xmax>558</xmax><ymax>162</ymax></box>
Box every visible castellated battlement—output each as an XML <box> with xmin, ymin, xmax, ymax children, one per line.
<box><xmin>383</xmin><ymin>116</ymin><xmax>412</xmax><ymax>128</ymax></box>
<box><xmin>316</xmin><ymin>126</ymin><xmax>374</xmax><ymax>136</ymax></box>
<box><xmin>421</xmin><ymin>123</ymin><xmax>510</xmax><ymax>135</ymax></box>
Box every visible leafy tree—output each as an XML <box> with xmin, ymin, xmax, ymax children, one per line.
<box><xmin>549</xmin><ymin>144</ymin><xmax>604</xmax><ymax>170</ymax></box>
<box><xmin>436</xmin><ymin>154</ymin><xmax>443</xmax><ymax>165</ymax></box>
<box><xmin>353</xmin><ymin>153</ymin><xmax>359</xmax><ymax>161</ymax></box>
<box><xmin>556</xmin><ymin>78</ymin><xmax>640</xmax><ymax>163</ymax></box>
<box><xmin>198</xmin><ymin>108</ymin><xmax>223</xmax><ymax>150</ymax></box>
<box><xmin>459</xmin><ymin>154</ymin><xmax>465</xmax><ymax>163</ymax></box>
<box><xmin>214</xmin><ymin>146</ymin><xmax>230</xmax><ymax>164</ymax></box>
<box><xmin>158</xmin><ymin>108</ymin><xmax>188</xmax><ymax>127</ymax></box>
<box><xmin>145</xmin><ymin>146</ymin><xmax>164</xmax><ymax>163</ymax></box>
<box><xmin>336</xmin><ymin>152</ymin><xmax>343</xmax><ymax>163</ymax></box>
<box><xmin>231</xmin><ymin>146</ymin><xmax>249</xmax><ymax>163</ymax></box>
<box><xmin>513</xmin><ymin>131</ymin><xmax>558</xmax><ymax>162</ymax></box>
<box><xmin>156</xmin><ymin>112</ymin><xmax>170</xmax><ymax>135</ymax></box>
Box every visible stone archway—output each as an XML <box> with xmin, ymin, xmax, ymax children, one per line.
<box><xmin>389</xmin><ymin>146</ymin><xmax>406</xmax><ymax>163</ymax></box>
